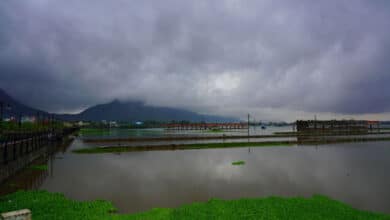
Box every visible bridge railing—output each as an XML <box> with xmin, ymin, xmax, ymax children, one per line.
<box><xmin>0</xmin><ymin>127</ymin><xmax>79</xmax><ymax>165</ymax></box>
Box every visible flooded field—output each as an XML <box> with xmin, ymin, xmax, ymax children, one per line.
<box><xmin>2</xmin><ymin>138</ymin><xmax>388</xmax><ymax>214</ymax></box>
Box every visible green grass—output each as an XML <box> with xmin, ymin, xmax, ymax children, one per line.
<box><xmin>0</xmin><ymin>191</ymin><xmax>117</xmax><ymax>220</ymax></box>
<box><xmin>232</xmin><ymin>161</ymin><xmax>245</xmax><ymax>165</ymax></box>
<box><xmin>72</xmin><ymin>141</ymin><xmax>294</xmax><ymax>154</ymax></box>
<box><xmin>29</xmin><ymin>165</ymin><xmax>48</xmax><ymax>171</ymax></box>
<box><xmin>0</xmin><ymin>191</ymin><xmax>389</xmax><ymax>220</ymax></box>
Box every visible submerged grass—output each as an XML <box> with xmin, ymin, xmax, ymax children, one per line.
<box><xmin>72</xmin><ymin>141</ymin><xmax>294</xmax><ymax>154</ymax></box>
<box><xmin>0</xmin><ymin>191</ymin><xmax>389</xmax><ymax>220</ymax></box>
<box><xmin>29</xmin><ymin>165</ymin><xmax>48</xmax><ymax>171</ymax></box>
<box><xmin>232</xmin><ymin>161</ymin><xmax>245</xmax><ymax>166</ymax></box>
<box><xmin>206</xmin><ymin>128</ymin><xmax>224</xmax><ymax>133</ymax></box>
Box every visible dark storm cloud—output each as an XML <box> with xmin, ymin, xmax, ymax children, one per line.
<box><xmin>0</xmin><ymin>0</ymin><xmax>390</xmax><ymax>118</ymax></box>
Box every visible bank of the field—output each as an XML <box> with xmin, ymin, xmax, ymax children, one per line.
<box><xmin>72</xmin><ymin>141</ymin><xmax>294</xmax><ymax>154</ymax></box>
<box><xmin>75</xmin><ymin>135</ymin><xmax>390</xmax><ymax>154</ymax></box>
<box><xmin>0</xmin><ymin>191</ymin><xmax>388</xmax><ymax>220</ymax></box>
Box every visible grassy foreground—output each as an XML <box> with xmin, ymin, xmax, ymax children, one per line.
<box><xmin>72</xmin><ymin>141</ymin><xmax>294</xmax><ymax>154</ymax></box>
<box><xmin>0</xmin><ymin>191</ymin><xmax>389</xmax><ymax>220</ymax></box>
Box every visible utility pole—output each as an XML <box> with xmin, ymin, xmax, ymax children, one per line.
<box><xmin>18</xmin><ymin>113</ymin><xmax>22</xmax><ymax>130</ymax></box>
<box><xmin>50</xmin><ymin>114</ymin><xmax>54</xmax><ymax>133</ymax></box>
<box><xmin>0</xmin><ymin>102</ymin><xmax>3</xmax><ymax>134</ymax></box>
<box><xmin>247</xmin><ymin>114</ymin><xmax>250</xmax><ymax>137</ymax></box>
<box><xmin>36</xmin><ymin>112</ymin><xmax>40</xmax><ymax>129</ymax></box>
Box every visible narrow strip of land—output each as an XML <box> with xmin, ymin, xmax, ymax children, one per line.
<box><xmin>73</xmin><ymin>136</ymin><xmax>390</xmax><ymax>154</ymax></box>
<box><xmin>82</xmin><ymin>134</ymin><xmax>295</xmax><ymax>143</ymax></box>
<box><xmin>82</xmin><ymin>131</ymin><xmax>390</xmax><ymax>143</ymax></box>
<box><xmin>73</xmin><ymin>141</ymin><xmax>295</xmax><ymax>153</ymax></box>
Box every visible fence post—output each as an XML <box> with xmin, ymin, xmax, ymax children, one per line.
<box><xmin>4</xmin><ymin>135</ymin><xmax>8</xmax><ymax>164</ymax></box>
<box><xmin>13</xmin><ymin>134</ymin><xmax>16</xmax><ymax>161</ymax></box>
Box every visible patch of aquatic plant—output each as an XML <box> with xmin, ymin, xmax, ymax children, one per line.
<box><xmin>29</xmin><ymin>165</ymin><xmax>48</xmax><ymax>171</ymax></box>
<box><xmin>206</xmin><ymin>128</ymin><xmax>224</xmax><ymax>133</ymax></box>
<box><xmin>232</xmin><ymin>161</ymin><xmax>245</xmax><ymax>166</ymax></box>
<box><xmin>0</xmin><ymin>191</ymin><xmax>389</xmax><ymax>220</ymax></box>
<box><xmin>72</xmin><ymin>141</ymin><xmax>294</xmax><ymax>154</ymax></box>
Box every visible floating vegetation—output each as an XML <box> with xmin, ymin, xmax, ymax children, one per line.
<box><xmin>232</xmin><ymin>161</ymin><xmax>245</xmax><ymax>166</ymax></box>
<box><xmin>29</xmin><ymin>165</ymin><xmax>48</xmax><ymax>171</ymax></box>
<box><xmin>0</xmin><ymin>191</ymin><xmax>389</xmax><ymax>220</ymax></box>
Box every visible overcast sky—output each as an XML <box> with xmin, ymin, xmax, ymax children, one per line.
<box><xmin>1</xmin><ymin>0</ymin><xmax>390</xmax><ymax>121</ymax></box>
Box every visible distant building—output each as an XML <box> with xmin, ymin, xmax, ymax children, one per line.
<box><xmin>135</xmin><ymin>121</ymin><xmax>143</xmax><ymax>125</ymax></box>
<box><xmin>21</xmin><ymin>116</ymin><xmax>36</xmax><ymax>123</ymax></box>
<box><xmin>77</xmin><ymin>121</ymin><xmax>90</xmax><ymax>127</ymax></box>
<box><xmin>109</xmin><ymin>121</ymin><xmax>118</xmax><ymax>127</ymax></box>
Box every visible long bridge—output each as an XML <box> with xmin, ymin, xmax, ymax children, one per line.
<box><xmin>296</xmin><ymin>120</ymin><xmax>381</xmax><ymax>133</ymax></box>
<box><xmin>164</xmin><ymin>123</ymin><xmax>248</xmax><ymax>130</ymax></box>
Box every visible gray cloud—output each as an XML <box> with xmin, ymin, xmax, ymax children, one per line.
<box><xmin>1</xmin><ymin>0</ymin><xmax>390</xmax><ymax>120</ymax></box>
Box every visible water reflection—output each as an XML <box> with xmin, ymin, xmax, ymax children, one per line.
<box><xmin>40</xmin><ymin>139</ymin><xmax>390</xmax><ymax>214</ymax></box>
<box><xmin>0</xmin><ymin>138</ymin><xmax>74</xmax><ymax>196</ymax></box>
<box><xmin>0</xmin><ymin>156</ymin><xmax>49</xmax><ymax>196</ymax></box>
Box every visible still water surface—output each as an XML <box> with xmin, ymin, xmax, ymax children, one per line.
<box><xmin>39</xmin><ymin>139</ymin><xmax>390</xmax><ymax>214</ymax></box>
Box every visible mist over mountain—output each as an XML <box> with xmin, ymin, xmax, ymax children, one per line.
<box><xmin>0</xmin><ymin>88</ymin><xmax>47</xmax><ymax>117</ymax></box>
<box><xmin>58</xmin><ymin>100</ymin><xmax>237</xmax><ymax>122</ymax></box>
<box><xmin>1</xmin><ymin>89</ymin><xmax>236</xmax><ymax>122</ymax></box>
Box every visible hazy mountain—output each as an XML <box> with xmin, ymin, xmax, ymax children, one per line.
<box><xmin>1</xmin><ymin>89</ymin><xmax>237</xmax><ymax>122</ymax></box>
<box><xmin>0</xmin><ymin>88</ymin><xmax>48</xmax><ymax>117</ymax></box>
<box><xmin>58</xmin><ymin>100</ymin><xmax>237</xmax><ymax>122</ymax></box>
